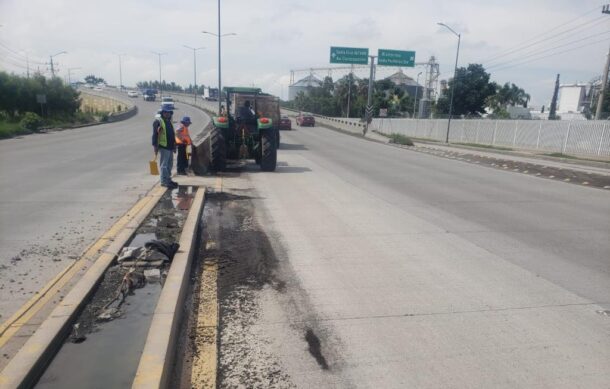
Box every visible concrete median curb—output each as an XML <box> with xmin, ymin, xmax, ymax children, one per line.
<box><xmin>132</xmin><ymin>188</ymin><xmax>206</xmax><ymax>389</ymax></box>
<box><xmin>0</xmin><ymin>185</ymin><xmax>167</xmax><ymax>389</ymax></box>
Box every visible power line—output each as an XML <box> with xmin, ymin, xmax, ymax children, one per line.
<box><xmin>487</xmin><ymin>29</ymin><xmax>610</xmax><ymax>70</ymax></box>
<box><xmin>0</xmin><ymin>41</ymin><xmax>46</xmax><ymax>65</ymax></box>
<box><xmin>484</xmin><ymin>15</ymin><xmax>608</xmax><ymax>65</ymax></box>
<box><xmin>488</xmin><ymin>37</ymin><xmax>610</xmax><ymax>72</ymax></box>
<box><xmin>479</xmin><ymin>4</ymin><xmax>604</xmax><ymax>63</ymax></box>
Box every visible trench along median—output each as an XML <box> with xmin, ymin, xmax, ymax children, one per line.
<box><xmin>0</xmin><ymin>178</ymin><xmax>214</xmax><ymax>388</ymax></box>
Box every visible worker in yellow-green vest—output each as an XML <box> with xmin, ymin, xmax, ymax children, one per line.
<box><xmin>152</xmin><ymin>107</ymin><xmax>177</xmax><ymax>189</ymax></box>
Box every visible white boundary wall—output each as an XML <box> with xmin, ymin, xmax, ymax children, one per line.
<box><xmin>371</xmin><ymin>118</ymin><xmax>610</xmax><ymax>157</ymax></box>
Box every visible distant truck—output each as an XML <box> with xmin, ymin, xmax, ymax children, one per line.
<box><xmin>143</xmin><ymin>89</ymin><xmax>157</xmax><ymax>101</ymax></box>
<box><xmin>205</xmin><ymin>87</ymin><xmax>219</xmax><ymax>101</ymax></box>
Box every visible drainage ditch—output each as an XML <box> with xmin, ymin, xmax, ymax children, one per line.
<box><xmin>35</xmin><ymin>186</ymin><xmax>197</xmax><ymax>389</ymax></box>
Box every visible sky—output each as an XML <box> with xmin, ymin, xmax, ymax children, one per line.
<box><xmin>0</xmin><ymin>0</ymin><xmax>608</xmax><ymax>107</ymax></box>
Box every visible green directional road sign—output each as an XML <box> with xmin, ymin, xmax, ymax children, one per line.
<box><xmin>330</xmin><ymin>46</ymin><xmax>369</xmax><ymax>65</ymax></box>
<box><xmin>378</xmin><ymin>49</ymin><xmax>416</xmax><ymax>67</ymax></box>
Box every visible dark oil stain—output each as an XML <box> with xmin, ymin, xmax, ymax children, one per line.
<box><xmin>305</xmin><ymin>328</ymin><xmax>329</xmax><ymax>370</ymax></box>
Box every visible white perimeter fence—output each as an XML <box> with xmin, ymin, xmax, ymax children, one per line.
<box><xmin>370</xmin><ymin>118</ymin><xmax>610</xmax><ymax>158</ymax></box>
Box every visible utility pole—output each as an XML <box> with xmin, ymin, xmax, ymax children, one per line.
<box><xmin>49</xmin><ymin>51</ymin><xmax>67</xmax><ymax>78</ymax></box>
<box><xmin>26</xmin><ymin>53</ymin><xmax>30</xmax><ymax>78</ymax></box>
<box><xmin>549</xmin><ymin>74</ymin><xmax>560</xmax><ymax>120</ymax></box>
<box><xmin>364</xmin><ymin>55</ymin><xmax>377</xmax><ymax>135</ymax></box>
<box><xmin>595</xmin><ymin>5</ymin><xmax>610</xmax><ymax>119</ymax></box>
<box><xmin>184</xmin><ymin>45</ymin><xmax>205</xmax><ymax>104</ymax></box>
<box><xmin>152</xmin><ymin>51</ymin><xmax>166</xmax><ymax>96</ymax></box>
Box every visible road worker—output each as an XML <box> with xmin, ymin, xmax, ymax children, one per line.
<box><xmin>175</xmin><ymin>116</ymin><xmax>193</xmax><ymax>175</ymax></box>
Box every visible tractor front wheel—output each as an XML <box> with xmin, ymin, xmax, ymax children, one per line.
<box><xmin>260</xmin><ymin>129</ymin><xmax>277</xmax><ymax>172</ymax></box>
<box><xmin>209</xmin><ymin>127</ymin><xmax>226</xmax><ymax>172</ymax></box>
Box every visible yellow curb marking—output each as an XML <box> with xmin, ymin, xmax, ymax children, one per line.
<box><xmin>191</xmin><ymin>176</ymin><xmax>222</xmax><ymax>388</ymax></box>
<box><xmin>191</xmin><ymin>260</ymin><xmax>218</xmax><ymax>389</ymax></box>
<box><xmin>0</xmin><ymin>187</ymin><xmax>162</xmax><ymax>349</ymax></box>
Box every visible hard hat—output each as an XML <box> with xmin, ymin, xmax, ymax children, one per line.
<box><xmin>181</xmin><ymin>116</ymin><xmax>192</xmax><ymax>124</ymax></box>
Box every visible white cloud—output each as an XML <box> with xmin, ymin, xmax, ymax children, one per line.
<box><xmin>0</xmin><ymin>0</ymin><xmax>607</xmax><ymax>106</ymax></box>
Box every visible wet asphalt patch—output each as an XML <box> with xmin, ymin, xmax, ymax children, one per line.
<box><xmin>172</xmin><ymin>181</ymin><xmax>355</xmax><ymax>388</ymax></box>
<box><xmin>305</xmin><ymin>328</ymin><xmax>329</xmax><ymax>370</ymax></box>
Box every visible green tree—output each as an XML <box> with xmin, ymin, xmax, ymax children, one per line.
<box><xmin>436</xmin><ymin>64</ymin><xmax>495</xmax><ymax>117</ymax></box>
<box><xmin>486</xmin><ymin>82</ymin><xmax>530</xmax><ymax>118</ymax></box>
<box><xmin>84</xmin><ymin>74</ymin><xmax>106</xmax><ymax>85</ymax></box>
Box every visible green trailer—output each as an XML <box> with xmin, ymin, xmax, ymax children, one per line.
<box><xmin>208</xmin><ymin>87</ymin><xmax>279</xmax><ymax>172</ymax></box>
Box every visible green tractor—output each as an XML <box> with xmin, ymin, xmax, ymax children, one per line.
<box><xmin>209</xmin><ymin>87</ymin><xmax>279</xmax><ymax>172</ymax></box>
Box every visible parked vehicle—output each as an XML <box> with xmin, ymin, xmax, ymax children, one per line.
<box><xmin>205</xmin><ymin>87</ymin><xmax>280</xmax><ymax>172</ymax></box>
<box><xmin>296</xmin><ymin>112</ymin><xmax>315</xmax><ymax>127</ymax></box>
<box><xmin>279</xmin><ymin>115</ymin><xmax>292</xmax><ymax>130</ymax></box>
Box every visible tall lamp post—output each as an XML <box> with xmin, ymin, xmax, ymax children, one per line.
<box><xmin>413</xmin><ymin>71</ymin><xmax>422</xmax><ymax>118</ymax></box>
<box><xmin>183</xmin><ymin>45</ymin><xmax>205</xmax><ymax>104</ymax></box>
<box><xmin>438</xmin><ymin>22</ymin><xmax>461</xmax><ymax>143</ymax></box>
<box><xmin>67</xmin><ymin>67</ymin><xmax>81</xmax><ymax>85</ymax></box>
<box><xmin>203</xmin><ymin>0</ymin><xmax>237</xmax><ymax>115</ymax></box>
<box><xmin>49</xmin><ymin>51</ymin><xmax>67</xmax><ymax>78</ymax></box>
<box><xmin>114</xmin><ymin>53</ymin><xmax>125</xmax><ymax>91</ymax></box>
<box><xmin>152</xmin><ymin>51</ymin><xmax>166</xmax><ymax>97</ymax></box>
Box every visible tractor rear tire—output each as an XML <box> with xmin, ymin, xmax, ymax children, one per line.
<box><xmin>260</xmin><ymin>130</ymin><xmax>277</xmax><ymax>172</ymax></box>
<box><xmin>209</xmin><ymin>127</ymin><xmax>226</xmax><ymax>172</ymax></box>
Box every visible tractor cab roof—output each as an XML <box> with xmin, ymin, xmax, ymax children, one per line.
<box><xmin>223</xmin><ymin>86</ymin><xmax>262</xmax><ymax>95</ymax></box>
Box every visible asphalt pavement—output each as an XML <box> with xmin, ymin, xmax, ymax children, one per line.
<box><xmin>215</xmin><ymin>123</ymin><xmax>610</xmax><ymax>388</ymax></box>
<box><xmin>0</xmin><ymin>91</ymin><xmax>209</xmax><ymax>320</ymax></box>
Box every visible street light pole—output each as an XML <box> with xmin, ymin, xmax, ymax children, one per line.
<box><xmin>413</xmin><ymin>71</ymin><xmax>422</xmax><ymax>118</ymax></box>
<box><xmin>438</xmin><ymin>22</ymin><xmax>460</xmax><ymax>143</ymax></box>
<box><xmin>152</xmin><ymin>51</ymin><xmax>166</xmax><ymax>97</ymax></box>
<box><xmin>49</xmin><ymin>51</ymin><xmax>67</xmax><ymax>78</ymax></box>
<box><xmin>184</xmin><ymin>45</ymin><xmax>205</xmax><ymax>104</ymax></box>
<box><xmin>67</xmin><ymin>67</ymin><xmax>81</xmax><ymax>85</ymax></box>
<box><xmin>117</xmin><ymin>54</ymin><xmax>124</xmax><ymax>91</ymax></box>
<box><xmin>202</xmin><ymin>26</ymin><xmax>236</xmax><ymax>115</ymax></box>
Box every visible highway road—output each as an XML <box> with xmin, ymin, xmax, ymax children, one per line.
<box><xmin>209</xmin><ymin>124</ymin><xmax>610</xmax><ymax>388</ymax></box>
<box><xmin>0</xmin><ymin>92</ymin><xmax>209</xmax><ymax>320</ymax></box>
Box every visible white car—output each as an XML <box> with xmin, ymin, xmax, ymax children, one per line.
<box><xmin>127</xmin><ymin>90</ymin><xmax>139</xmax><ymax>98</ymax></box>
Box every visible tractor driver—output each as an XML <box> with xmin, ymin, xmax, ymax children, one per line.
<box><xmin>238</xmin><ymin>100</ymin><xmax>256</xmax><ymax>124</ymax></box>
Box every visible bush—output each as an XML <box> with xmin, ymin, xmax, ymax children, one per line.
<box><xmin>389</xmin><ymin>133</ymin><xmax>414</xmax><ymax>146</ymax></box>
<box><xmin>100</xmin><ymin>112</ymin><xmax>109</xmax><ymax>122</ymax></box>
<box><xmin>19</xmin><ymin>112</ymin><xmax>44</xmax><ymax>131</ymax></box>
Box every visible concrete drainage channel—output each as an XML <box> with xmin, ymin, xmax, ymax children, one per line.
<box><xmin>0</xmin><ymin>185</ymin><xmax>206</xmax><ymax>389</ymax></box>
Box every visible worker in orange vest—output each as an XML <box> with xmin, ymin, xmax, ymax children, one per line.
<box><xmin>175</xmin><ymin>116</ymin><xmax>193</xmax><ymax>175</ymax></box>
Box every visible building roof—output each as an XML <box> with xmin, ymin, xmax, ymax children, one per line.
<box><xmin>385</xmin><ymin>70</ymin><xmax>421</xmax><ymax>87</ymax></box>
<box><xmin>291</xmin><ymin>74</ymin><xmax>323</xmax><ymax>87</ymax></box>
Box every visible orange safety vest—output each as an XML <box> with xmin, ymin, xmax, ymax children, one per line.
<box><xmin>175</xmin><ymin>124</ymin><xmax>192</xmax><ymax>145</ymax></box>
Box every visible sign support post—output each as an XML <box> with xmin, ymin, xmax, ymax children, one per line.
<box><xmin>365</xmin><ymin>55</ymin><xmax>377</xmax><ymax>135</ymax></box>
